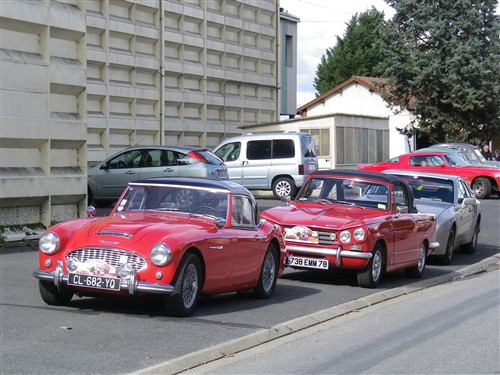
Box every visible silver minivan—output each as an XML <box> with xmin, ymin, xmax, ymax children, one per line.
<box><xmin>213</xmin><ymin>132</ymin><xmax>318</xmax><ymax>199</ymax></box>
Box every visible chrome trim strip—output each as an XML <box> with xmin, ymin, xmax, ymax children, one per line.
<box><xmin>33</xmin><ymin>270</ymin><xmax>174</xmax><ymax>295</ymax></box>
<box><xmin>96</xmin><ymin>231</ymin><xmax>133</xmax><ymax>238</ymax></box>
<box><xmin>286</xmin><ymin>245</ymin><xmax>373</xmax><ymax>259</ymax></box>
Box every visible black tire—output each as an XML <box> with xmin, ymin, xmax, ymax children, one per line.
<box><xmin>405</xmin><ymin>243</ymin><xmax>426</xmax><ymax>278</ymax></box>
<box><xmin>272</xmin><ymin>177</ymin><xmax>296</xmax><ymax>200</ymax></box>
<box><xmin>472</xmin><ymin>177</ymin><xmax>491</xmax><ymax>199</ymax></box>
<box><xmin>357</xmin><ymin>244</ymin><xmax>383</xmax><ymax>288</ymax></box>
<box><xmin>39</xmin><ymin>281</ymin><xmax>74</xmax><ymax>306</ymax></box>
<box><xmin>461</xmin><ymin>220</ymin><xmax>479</xmax><ymax>254</ymax></box>
<box><xmin>253</xmin><ymin>244</ymin><xmax>279</xmax><ymax>299</ymax></box>
<box><xmin>438</xmin><ymin>227</ymin><xmax>455</xmax><ymax>265</ymax></box>
<box><xmin>165</xmin><ymin>253</ymin><xmax>202</xmax><ymax>317</ymax></box>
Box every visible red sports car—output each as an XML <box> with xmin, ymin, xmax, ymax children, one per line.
<box><xmin>358</xmin><ymin>151</ymin><xmax>500</xmax><ymax>199</ymax></box>
<box><xmin>33</xmin><ymin>178</ymin><xmax>285</xmax><ymax>316</ymax></box>
<box><xmin>260</xmin><ymin>170</ymin><xmax>439</xmax><ymax>288</ymax></box>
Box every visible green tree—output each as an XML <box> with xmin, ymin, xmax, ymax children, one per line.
<box><xmin>313</xmin><ymin>7</ymin><xmax>387</xmax><ymax>96</ymax></box>
<box><xmin>380</xmin><ymin>0</ymin><xmax>500</xmax><ymax>143</ymax></box>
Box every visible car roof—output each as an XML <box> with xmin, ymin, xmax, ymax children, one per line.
<box><xmin>415</xmin><ymin>146</ymin><xmax>463</xmax><ymax>153</ymax></box>
<box><xmin>129</xmin><ymin>177</ymin><xmax>252</xmax><ymax>196</ymax></box>
<box><xmin>123</xmin><ymin>145</ymin><xmax>212</xmax><ymax>153</ymax></box>
<box><xmin>382</xmin><ymin>169</ymin><xmax>461</xmax><ymax>182</ymax></box>
<box><xmin>220</xmin><ymin>132</ymin><xmax>311</xmax><ymax>141</ymax></box>
<box><xmin>310</xmin><ymin>169</ymin><xmax>406</xmax><ymax>184</ymax></box>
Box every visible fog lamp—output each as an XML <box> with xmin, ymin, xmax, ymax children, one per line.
<box><xmin>119</xmin><ymin>264</ymin><xmax>134</xmax><ymax>280</ymax></box>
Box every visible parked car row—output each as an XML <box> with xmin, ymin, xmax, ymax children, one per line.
<box><xmin>33</xmin><ymin>138</ymin><xmax>484</xmax><ymax>317</ymax></box>
<box><xmin>359</xmin><ymin>149</ymin><xmax>500</xmax><ymax>199</ymax></box>
<box><xmin>88</xmin><ymin>132</ymin><xmax>319</xmax><ymax>206</ymax></box>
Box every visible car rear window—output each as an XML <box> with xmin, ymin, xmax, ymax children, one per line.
<box><xmin>197</xmin><ymin>150</ymin><xmax>224</xmax><ymax>165</ymax></box>
<box><xmin>300</xmin><ymin>136</ymin><xmax>317</xmax><ymax>157</ymax></box>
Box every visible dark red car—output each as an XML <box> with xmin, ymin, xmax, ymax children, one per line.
<box><xmin>261</xmin><ymin>170</ymin><xmax>439</xmax><ymax>288</ymax></box>
<box><xmin>358</xmin><ymin>151</ymin><xmax>500</xmax><ymax>199</ymax></box>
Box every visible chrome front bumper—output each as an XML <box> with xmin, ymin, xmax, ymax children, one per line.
<box><xmin>33</xmin><ymin>261</ymin><xmax>174</xmax><ymax>295</ymax></box>
<box><xmin>287</xmin><ymin>245</ymin><xmax>372</xmax><ymax>267</ymax></box>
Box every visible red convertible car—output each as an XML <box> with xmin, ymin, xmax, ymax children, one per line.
<box><xmin>33</xmin><ymin>178</ymin><xmax>285</xmax><ymax>316</ymax></box>
<box><xmin>358</xmin><ymin>151</ymin><xmax>500</xmax><ymax>199</ymax></box>
<box><xmin>261</xmin><ymin>170</ymin><xmax>439</xmax><ymax>288</ymax></box>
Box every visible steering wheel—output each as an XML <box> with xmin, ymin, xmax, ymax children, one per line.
<box><xmin>192</xmin><ymin>206</ymin><xmax>219</xmax><ymax>216</ymax></box>
<box><xmin>117</xmin><ymin>160</ymin><xmax>126</xmax><ymax>168</ymax></box>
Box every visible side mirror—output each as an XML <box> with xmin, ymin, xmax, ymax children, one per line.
<box><xmin>101</xmin><ymin>162</ymin><xmax>110</xmax><ymax>170</ymax></box>
<box><xmin>214</xmin><ymin>217</ymin><xmax>226</xmax><ymax>229</ymax></box>
<box><xmin>395</xmin><ymin>205</ymin><xmax>408</xmax><ymax>217</ymax></box>
<box><xmin>281</xmin><ymin>195</ymin><xmax>292</xmax><ymax>205</ymax></box>
<box><xmin>86</xmin><ymin>205</ymin><xmax>97</xmax><ymax>217</ymax></box>
<box><xmin>462</xmin><ymin>197</ymin><xmax>476</xmax><ymax>206</ymax></box>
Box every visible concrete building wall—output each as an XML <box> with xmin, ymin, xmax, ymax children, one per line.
<box><xmin>0</xmin><ymin>0</ymin><xmax>87</xmax><ymax>227</ymax></box>
<box><xmin>0</xmin><ymin>0</ymin><xmax>279</xmax><ymax>228</ymax></box>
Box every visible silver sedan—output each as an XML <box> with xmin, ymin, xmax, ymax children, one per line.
<box><xmin>385</xmin><ymin>170</ymin><xmax>481</xmax><ymax>265</ymax></box>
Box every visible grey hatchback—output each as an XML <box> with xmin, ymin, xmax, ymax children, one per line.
<box><xmin>88</xmin><ymin>146</ymin><xmax>228</xmax><ymax>205</ymax></box>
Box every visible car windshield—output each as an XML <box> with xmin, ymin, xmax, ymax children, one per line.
<box><xmin>296</xmin><ymin>177</ymin><xmax>390</xmax><ymax>210</ymax></box>
<box><xmin>394</xmin><ymin>175</ymin><xmax>454</xmax><ymax>203</ymax></box>
<box><xmin>444</xmin><ymin>152</ymin><xmax>471</xmax><ymax>167</ymax></box>
<box><xmin>115</xmin><ymin>184</ymin><xmax>229</xmax><ymax>219</ymax></box>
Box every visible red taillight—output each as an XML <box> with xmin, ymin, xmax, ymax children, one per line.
<box><xmin>187</xmin><ymin>151</ymin><xmax>207</xmax><ymax>163</ymax></box>
<box><xmin>299</xmin><ymin>164</ymin><xmax>305</xmax><ymax>175</ymax></box>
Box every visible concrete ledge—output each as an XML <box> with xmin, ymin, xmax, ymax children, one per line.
<box><xmin>131</xmin><ymin>254</ymin><xmax>500</xmax><ymax>375</ymax></box>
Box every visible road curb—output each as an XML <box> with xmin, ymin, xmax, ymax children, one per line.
<box><xmin>131</xmin><ymin>253</ymin><xmax>500</xmax><ymax>375</ymax></box>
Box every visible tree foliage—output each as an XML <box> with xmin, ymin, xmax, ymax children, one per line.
<box><xmin>313</xmin><ymin>7</ymin><xmax>387</xmax><ymax>96</ymax></box>
<box><xmin>380</xmin><ymin>0</ymin><xmax>500</xmax><ymax>144</ymax></box>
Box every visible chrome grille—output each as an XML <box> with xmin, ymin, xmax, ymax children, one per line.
<box><xmin>67</xmin><ymin>248</ymin><xmax>147</xmax><ymax>272</ymax></box>
<box><xmin>318</xmin><ymin>231</ymin><xmax>336</xmax><ymax>246</ymax></box>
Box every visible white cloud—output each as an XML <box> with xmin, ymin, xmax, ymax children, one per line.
<box><xmin>280</xmin><ymin>0</ymin><xmax>396</xmax><ymax>107</ymax></box>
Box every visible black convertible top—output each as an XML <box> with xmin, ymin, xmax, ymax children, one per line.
<box><xmin>308</xmin><ymin>169</ymin><xmax>418</xmax><ymax>213</ymax></box>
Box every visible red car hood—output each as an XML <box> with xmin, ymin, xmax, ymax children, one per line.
<box><xmin>72</xmin><ymin>212</ymin><xmax>212</xmax><ymax>244</ymax></box>
<box><xmin>261</xmin><ymin>204</ymin><xmax>387</xmax><ymax>229</ymax></box>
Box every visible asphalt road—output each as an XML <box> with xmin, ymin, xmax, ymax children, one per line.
<box><xmin>0</xmin><ymin>197</ymin><xmax>498</xmax><ymax>375</ymax></box>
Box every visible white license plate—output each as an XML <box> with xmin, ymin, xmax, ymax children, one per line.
<box><xmin>287</xmin><ymin>256</ymin><xmax>328</xmax><ymax>270</ymax></box>
<box><xmin>68</xmin><ymin>273</ymin><xmax>121</xmax><ymax>291</ymax></box>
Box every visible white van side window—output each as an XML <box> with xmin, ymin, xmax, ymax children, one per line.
<box><xmin>247</xmin><ymin>140</ymin><xmax>271</xmax><ymax>160</ymax></box>
<box><xmin>273</xmin><ymin>139</ymin><xmax>295</xmax><ymax>158</ymax></box>
<box><xmin>215</xmin><ymin>142</ymin><xmax>241</xmax><ymax>162</ymax></box>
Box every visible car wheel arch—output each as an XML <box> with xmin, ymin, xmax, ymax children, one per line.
<box><xmin>471</xmin><ymin>176</ymin><xmax>495</xmax><ymax>198</ymax></box>
<box><xmin>177</xmin><ymin>247</ymin><xmax>206</xmax><ymax>289</ymax></box>
<box><xmin>374</xmin><ymin>240</ymin><xmax>387</xmax><ymax>270</ymax></box>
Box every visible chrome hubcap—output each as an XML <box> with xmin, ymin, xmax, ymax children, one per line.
<box><xmin>262</xmin><ymin>253</ymin><xmax>276</xmax><ymax>292</ymax></box>
<box><xmin>372</xmin><ymin>251</ymin><xmax>382</xmax><ymax>281</ymax></box>
<box><xmin>182</xmin><ymin>264</ymin><xmax>198</xmax><ymax>308</ymax></box>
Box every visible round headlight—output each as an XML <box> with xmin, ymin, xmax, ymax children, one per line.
<box><xmin>150</xmin><ymin>244</ymin><xmax>171</xmax><ymax>266</ymax></box>
<box><xmin>39</xmin><ymin>232</ymin><xmax>60</xmax><ymax>254</ymax></box>
<box><xmin>339</xmin><ymin>230</ymin><xmax>351</xmax><ymax>244</ymax></box>
<box><xmin>353</xmin><ymin>228</ymin><xmax>366</xmax><ymax>241</ymax></box>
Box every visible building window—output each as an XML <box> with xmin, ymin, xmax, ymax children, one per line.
<box><xmin>336</xmin><ymin>127</ymin><xmax>389</xmax><ymax>165</ymax></box>
<box><xmin>301</xmin><ymin>129</ymin><xmax>330</xmax><ymax>157</ymax></box>
<box><xmin>285</xmin><ymin>34</ymin><xmax>293</xmax><ymax>67</ymax></box>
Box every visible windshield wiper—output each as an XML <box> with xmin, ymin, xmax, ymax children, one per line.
<box><xmin>331</xmin><ymin>200</ymin><xmax>366</xmax><ymax>209</ymax></box>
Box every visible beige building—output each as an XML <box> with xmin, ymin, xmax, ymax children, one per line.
<box><xmin>0</xmin><ymin>0</ymin><xmax>281</xmax><ymax>228</ymax></box>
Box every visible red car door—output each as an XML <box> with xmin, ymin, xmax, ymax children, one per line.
<box><xmin>390</xmin><ymin>183</ymin><xmax>420</xmax><ymax>266</ymax></box>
